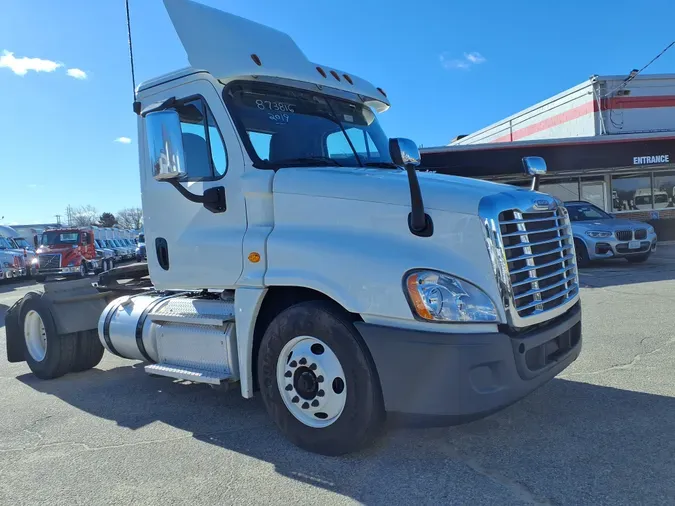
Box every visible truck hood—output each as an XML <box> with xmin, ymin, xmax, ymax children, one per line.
<box><xmin>273</xmin><ymin>167</ymin><xmax>526</xmax><ymax>215</ymax></box>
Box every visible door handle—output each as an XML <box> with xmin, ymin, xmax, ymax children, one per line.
<box><xmin>155</xmin><ymin>238</ymin><xmax>170</xmax><ymax>270</ymax></box>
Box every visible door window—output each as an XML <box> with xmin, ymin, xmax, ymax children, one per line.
<box><xmin>174</xmin><ymin>98</ymin><xmax>228</xmax><ymax>180</ymax></box>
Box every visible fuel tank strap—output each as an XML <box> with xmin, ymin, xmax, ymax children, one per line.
<box><xmin>134</xmin><ymin>292</ymin><xmax>187</xmax><ymax>363</ymax></box>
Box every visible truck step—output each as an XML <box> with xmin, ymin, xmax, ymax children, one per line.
<box><xmin>144</xmin><ymin>363</ymin><xmax>232</xmax><ymax>385</ymax></box>
<box><xmin>147</xmin><ymin>296</ymin><xmax>235</xmax><ymax>327</ymax></box>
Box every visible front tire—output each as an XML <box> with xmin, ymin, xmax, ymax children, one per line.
<box><xmin>20</xmin><ymin>293</ymin><xmax>77</xmax><ymax>379</ymax></box>
<box><xmin>574</xmin><ymin>239</ymin><xmax>590</xmax><ymax>268</ymax></box>
<box><xmin>258</xmin><ymin>300</ymin><xmax>385</xmax><ymax>456</ymax></box>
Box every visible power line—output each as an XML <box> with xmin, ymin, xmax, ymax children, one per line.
<box><xmin>602</xmin><ymin>40</ymin><xmax>675</xmax><ymax>98</ymax></box>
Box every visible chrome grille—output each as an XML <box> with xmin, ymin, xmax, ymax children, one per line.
<box><xmin>38</xmin><ymin>254</ymin><xmax>61</xmax><ymax>270</ymax></box>
<box><xmin>615</xmin><ymin>230</ymin><xmax>632</xmax><ymax>241</ymax></box>
<box><xmin>634</xmin><ymin>229</ymin><xmax>647</xmax><ymax>240</ymax></box>
<box><xmin>498</xmin><ymin>207</ymin><xmax>579</xmax><ymax>321</ymax></box>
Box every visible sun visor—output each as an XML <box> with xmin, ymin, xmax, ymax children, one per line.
<box><xmin>163</xmin><ymin>0</ymin><xmax>390</xmax><ymax>112</ymax></box>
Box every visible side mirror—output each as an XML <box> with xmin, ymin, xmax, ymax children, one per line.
<box><xmin>522</xmin><ymin>156</ymin><xmax>547</xmax><ymax>191</ymax></box>
<box><xmin>389</xmin><ymin>138</ymin><xmax>421</xmax><ymax>167</ymax></box>
<box><xmin>146</xmin><ymin>110</ymin><xmax>187</xmax><ymax>182</ymax></box>
<box><xmin>522</xmin><ymin>156</ymin><xmax>547</xmax><ymax>176</ymax></box>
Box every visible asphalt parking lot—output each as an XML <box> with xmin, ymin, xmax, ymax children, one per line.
<box><xmin>1</xmin><ymin>247</ymin><xmax>674</xmax><ymax>506</ymax></box>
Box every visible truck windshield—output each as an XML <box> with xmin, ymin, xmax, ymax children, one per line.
<box><xmin>224</xmin><ymin>81</ymin><xmax>394</xmax><ymax>169</ymax></box>
<box><xmin>41</xmin><ymin>232</ymin><xmax>79</xmax><ymax>245</ymax></box>
<box><xmin>0</xmin><ymin>237</ymin><xmax>12</xmax><ymax>249</ymax></box>
<box><xmin>13</xmin><ymin>238</ymin><xmax>31</xmax><ymax>249</ymax></box>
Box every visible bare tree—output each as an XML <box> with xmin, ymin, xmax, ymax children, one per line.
<box><xmin>69</xmin><ymin>205</ymin><xmax>99</xmax><ymax>227</ymax></box>
<box><xmin>116</xmin><ymin>207</ymin><xmax>144</xmax><ymax>230</ymax></box>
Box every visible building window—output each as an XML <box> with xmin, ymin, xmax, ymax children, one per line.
<box><xmin>611</xmin><ymin>173</ymin><xmax>652</xmax><ymax>211</ymax></box>
<box><xmin>653</xmin><ymin>170</ymin><xmax>675</xmax><ymax>209</ymax></box>
<box><xmin>538</xmin><ymin>178</ymin><xmax>580</xmax><ymax>203</ymax></box>
<box><xmin>580</xmin><ymin>176</ymin><xmax>607</xmax><ymax>211</ymax></box>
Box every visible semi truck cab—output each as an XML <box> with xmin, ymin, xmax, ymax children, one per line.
<box><xmin>35</xmin><ymin>228</ymin><xmax>99</xmax><ymax>280</ymax></box>
<box><xmin>4</xmin><ymin>0</ymin><xmax>582</xmax><ymax>456</ymax></box>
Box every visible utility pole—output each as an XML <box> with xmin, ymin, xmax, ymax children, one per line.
<box><xmin>55</xmin><ymin>214</ymin><xmax>62</xmax><ymax>225</ymax></box>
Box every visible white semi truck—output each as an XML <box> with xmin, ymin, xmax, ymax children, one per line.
<box><xmin>4</xmin><ymin>0</ymin><xmax>582</xmax><ymax>455</ymax></box>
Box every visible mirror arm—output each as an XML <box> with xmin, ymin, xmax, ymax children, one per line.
<box><xmin>403</xmin><ymin>164</ymin><xmax>433</xmax><ymax>237</ymax></box>
<box><xmin>166</xmin><ymin>180</ymin><xmax>227</xmax><ymax>214</ymax></box>
<box><xmin>530</xmin><ymin>174</ymin><xmax>541</xmax><ymax>192</ymax></box>
<box><xmin>141</xmin><ymin>97</ymin><xmax>178</xmax><ymax>117</ymax></box>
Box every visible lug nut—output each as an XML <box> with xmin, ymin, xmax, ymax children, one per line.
<box><xmin>285</xmin><ymin>384</ymin><xmax>293</xmax><ymax>391</ymax></box>
<box><xmin>291</xmin><ymin>396</ymin><xmax>299</xmax><ymax>403</ymax></box>
<box><xmin>317</xmin><ymin>390</ymin><xmax>325</xmax><ymax>397</ymax></box>
<box><xmin>309</xmin><ymin>363</ymin><xmax>317</xmax><ymax>371</ymax></box>
<box><xmin>284</xmin><ymin>371</ymin><xmax>292</xmax><ymax>378</ymax></box>
<box><xmin>317</xmin><ymin>375</ymin><xmax>324</xmax><ymax>383</ymax></box>
<box><xmin>299</xmin><ymin>358</ymin><xmax>307</xmax><ymax>365</ymax></box>
<box><xmin>311</xmin><ymin>400</ymin><xmax>319</xmax><ymax>407</ymax></box>
<box><xmin>289</xmin><ymin>360</ymin><xmax>297</xmax><ymax>368</ymax></box>
<box><xmin>302</xmin><ymin>402</ymin><xmax>310</xmax><ymax>409</ymax></box>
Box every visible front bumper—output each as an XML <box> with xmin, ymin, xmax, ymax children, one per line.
<box><xmin>356</xmin><ymin>302</ymin><xmax>581</xmax><ymax>423</ymax></box>
<box><xmin>584</xmin><ymin>233</ymin><xmax>657</xmax><ymax>260</ymax></box>
<box><xmin>38</xmin><ymin>266</ymin><xmax>84</xmax><ymax>276</ymax></box>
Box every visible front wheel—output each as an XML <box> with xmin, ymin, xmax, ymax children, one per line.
<box><xmin>258</xmin><ymin>300</ymin><xmax>385</xmax><ymax>456</ymax></box>
<box><xmin>574</xmin><ymin>239</ymin><xmax>590</xmax><ymax>268</ymax></box>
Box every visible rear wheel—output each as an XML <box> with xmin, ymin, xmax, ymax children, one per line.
<box><xmin>627</xmin><ymin>253</ymin><xmax>650</xmax><ymax>263</ymax></box>
<box><xmin>20</xmin><ymin>293</ymin><xmax>77</xmax><ymax>379</ymax></box>
<box><xmin>258</xmin><ymin>300</ymin><xmax>385</xmax><ymax>456</ymax></box>
<box><xmin>71</xmin><ymin>329</ymin><xmax>105</xmax><ymax>372</ymax></box>
<box><xmin>574</xmin><ymin>239</ymin><xmax>590</xmax><ymax>268</ymax></box>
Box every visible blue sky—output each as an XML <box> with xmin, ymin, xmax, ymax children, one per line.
<box><xmin>1</xmin><ymin>0</ymin><xmax>674</xmax><ymax>224</ymax></box>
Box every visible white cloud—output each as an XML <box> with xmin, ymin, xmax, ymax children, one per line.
<box><xmin>440</xmin><ymin>51</ymin><xmax>486</xmax><ymax>70</ymax></box>
<box><xmin>114</xmin><ymin>137</ymin><xmax>132</xmax><ymax>144</ymax></box>
<box><xmin>464</xmin><ymin>52</ymin><xmax>486</xmax><ymax>64</ymax></box>
<box><xmin>0</xmin><ymin>50</ymin><xmax>62</xmax><ymax>75</ymax></box>
<box><xmin>67</xmin><ymin>68</ymin><xmax>87</xmax><ymax>79</ymax></box>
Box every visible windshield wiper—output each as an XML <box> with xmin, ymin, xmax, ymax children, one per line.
<box><xmin>364</xmin><ymin>162</ymin><xmax>399</xmax><ymax>169</ymax></box>
<box><xmin>277</xmin><ymin>157</ymin><xmax>343</xmax><ymax>167</ymax></box>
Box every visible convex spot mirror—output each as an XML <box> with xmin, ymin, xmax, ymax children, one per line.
<box><xmin>146</xmin><ymin>110</ymin><xmax>188</xmax><ymax>182</ymax></box>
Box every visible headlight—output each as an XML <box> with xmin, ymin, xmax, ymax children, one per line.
<box><xmin>585</xmin><ymin>230</ymin><xmax>612</xmax><ymax>238</ymax></box>
<box><xmin>3</xmin><ymin>262</ymin><xmax>10</xmax><ymax>268</ymax></box>
<box><xmin>647</xmin><ymin>226</ymin><xmax>655</xmax><ymax>234</ymax></box>
<box><xmin>405</xmin><ymin>270</ymin><xmax>498</xmax><ymax>322</ymax></box>
<box><xmin>31</xmin><ymin>258</ymin><xmax>38</xmax><ymax>264</ymax></box>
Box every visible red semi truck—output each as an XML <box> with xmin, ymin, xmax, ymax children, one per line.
<box><xmin>35</xmin><ymin>228</ymin><xmax>100</xmax><ymax>281</ymax></box>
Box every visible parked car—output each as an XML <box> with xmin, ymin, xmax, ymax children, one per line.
<box><xmin>564</xmin><ymin>200</ymin><xmax>657</xmax><ymax>266</ymax></box>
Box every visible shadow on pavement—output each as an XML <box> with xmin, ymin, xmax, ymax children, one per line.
<box><xmin>579</xmin><ymin>244</ymin><xmax>675</xmax><ymax>289</ymax></box>
<box><xmin>18</xmin><ymin>366</ymin><xmax>675</xmax><ymax>505</ymax></box>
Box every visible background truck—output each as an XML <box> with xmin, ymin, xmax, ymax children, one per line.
<box><xmin>35</xmin><ymin>227</ymin><xmax>100</xmax><ymax>281</ymax></box>
<box><xmin>3</xmin><ymin>0</ymin><xmax>582</xmax><ymax>456</ymax></box>
<box><xmin>91</xmin><ymin>226</ymin><xmax>116</xmax><ymax>272</ymax></box>
<box><xmin>0</xmin><ymin>225</ymin><xmax>38</xmax><ymax>278</ymax></box>
<box><xmin>0</xmin><ymin>237</ymin><xmax>26</xmax><ymax>280</ymax></box>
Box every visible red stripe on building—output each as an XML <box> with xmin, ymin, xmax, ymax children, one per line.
<box><xmin>492</xmin><ymin>95</ymin><xmax>675</xmax><ymax>143</ymax></box>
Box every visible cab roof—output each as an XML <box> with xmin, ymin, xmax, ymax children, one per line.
<box><xmin>140</xmin><ymin>0</ymin><xmax>390</xmax><ymax>112</ymax></box>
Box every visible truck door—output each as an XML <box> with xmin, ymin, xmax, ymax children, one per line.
<box><xmin>140</xmin><ymin>78</ymin><xmax>246</xmax><ymax>290</ymax></box>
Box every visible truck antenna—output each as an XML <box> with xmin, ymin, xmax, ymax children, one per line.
<box><xmin>125</xmin><ymin>0</ymin><xmax>141</xmax><ymax>115</ymax></box>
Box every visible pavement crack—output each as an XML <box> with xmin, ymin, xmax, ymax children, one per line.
<box><xmin>568</xmin><ymin>337</ymin><xmax>675</xmax><ymax>376</ymax></box>
<box><xmin>460</xmin><ymin>457</ymin><xmax>558</xmax><ymax>505</ymax></box>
